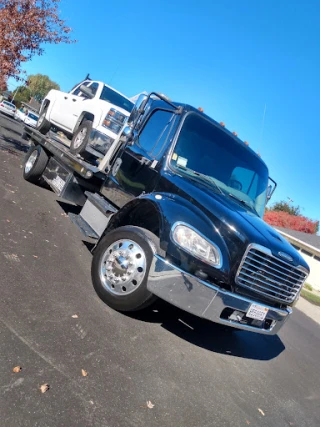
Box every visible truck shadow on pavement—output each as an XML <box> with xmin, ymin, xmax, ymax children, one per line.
<box><xmin>130</xmin><ymin>300</ymin><xmax>285</xmax><ymax>361</ymax></box>
<box><xmin>0</xmin><ymin>135</ymin><xmax>29</xmax><ymax>155</ymax></box>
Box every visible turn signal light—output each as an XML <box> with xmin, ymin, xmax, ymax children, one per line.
<box><xmin>244</xmin><ymin>141</ymin><xmax>249</xmax><ymax>146</ymax></box>
<box><xmin>220</xmin><ymin>122</ymin><xmax>225</xmax><ymax>127</ymax></box>
<box><xmin>232</xmin><ymin>131</ymin><xmax>238</xmax><ymax>136</ymax></box>
<box><xmin>198</xmin><ymin>107</ymin><xmax>204</xmax><ymax>112</ymax></box>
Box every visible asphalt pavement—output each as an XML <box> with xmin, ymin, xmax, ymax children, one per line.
<box><xmin>0</xmin><ymin>113</ymin><xmax>319</xmax><ymax>427</ymax></box>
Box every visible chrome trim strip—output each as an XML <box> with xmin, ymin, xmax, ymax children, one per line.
<box><xmin>239</xmin><ymin>266</ymin><xmax>302</xmax><ymax>291</ymax></box>
<box><xmin>237</xmin><ymin>277</ymin><xmax>296</xmax><ymax>299</ymax></box>
<box><xmin>235</xmin><ymin>243</ymin><xmax>309</xmax><ymax>304</ymax></box>
<box><xmin>244</xmin><ymin>257</ymin><xmax>306</xmax><ymax>282</ymax></box>
<box><xmin>237</xmin><ymin>271</ymin><xmax>297</xmax><ymax>296</ymax></box>
<box><xmin>246</xmin><ymin>252</ymin><xmax>307</xmax><ymax>278</ymax></box>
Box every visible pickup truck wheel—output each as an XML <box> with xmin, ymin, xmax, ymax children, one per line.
<box><xmin>37</xmin><ymin>109</ymin><xmax>51</xmax><ymax>135</ymax></box>
<box><xmin>91</xmin><ymin>226</ymin><xmax>158</xmax><ymax>312</ymax></box>
<box><xmin>23</xmin><ymin>145</ymin><xmax>48</xmax><ymax>183</ymax></box>
<box><xmin>70</xmin><ymin>120</ymin><xmax>93</xmax><ymax>155</ymax></box>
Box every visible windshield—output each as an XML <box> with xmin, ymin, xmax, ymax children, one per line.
<box><xmin>4</xmin><ymin>101</ymin><xmax>15</xmax><ymax>109</ymax></box>
<box><xmin>100</xmin><ymin>86</ymin><xmax>134</xmax><ymax>113</ymax></box>
<box><xmin>28</xmin><ymin>113</ymin><xmax>38</xmax><ymax>120</ymax></box>
<box><xmin>170</xmin><ymin>113</ymin><xmax>269</xmax><ymax>217</ymax></box>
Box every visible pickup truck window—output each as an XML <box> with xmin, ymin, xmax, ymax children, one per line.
<box><xmin>100</xmin><ymin>86</ymin><xmax>134</xmax><ymax>113</ymax></box>
<box><xmin>73</xmin><ymin>81</ymin><xmax>90</xmax><ymax>96</ymax></box>
<box><xmin>89</xmin><ymin>82</ymin><xmax>99</xmax><ymax>95</ymax></box>
<box><xmin>137</xmin><ymin>110</ymin><xmax>174</xmax><ymax>159</ymax></box>
<box><xmin>171</xmin><ymin>113</ymin><xmax>269</xmax><ymax>217</ymax></box>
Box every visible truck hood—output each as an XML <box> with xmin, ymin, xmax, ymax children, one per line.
<box><xmin>161</xmin><ymin>172</ymin><xmax>309</xmax><ymax>273</ymax></box>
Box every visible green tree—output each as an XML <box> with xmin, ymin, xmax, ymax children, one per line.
<box><xmin>27</xmin><ymin>74</ymin><xmax>60</xmax><ymax>103</ymax></box>
<box><xmin>270</xmin><ymin>200</ymin><xmax>301</xmax><ymax>216</ymax></box>
<box><xmin>12</xmin><ymin>85</ymin><xmax>31</xmax><ymax>109</ymax></box>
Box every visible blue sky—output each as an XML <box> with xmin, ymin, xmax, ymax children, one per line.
<box><xmin>8</xmin><ymin>0</ymin><xmax>320</xmax><ymax>223</ymax></box>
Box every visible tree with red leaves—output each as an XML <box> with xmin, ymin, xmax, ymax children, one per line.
<box><xmin>0</xmin><ymin>0</ymin><xmax>74</xmax><ymax>87</ymax></box>
<box><xmin>264</xmin><ymin>210</ymin><xmax>319</xmax><ymax>234</ymax></box>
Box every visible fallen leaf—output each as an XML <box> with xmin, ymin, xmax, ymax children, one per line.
<box><xmin>146</xmin><ymin>401</ymin><xmax>155</xmax><ymax>409</ymax></box>
<box><xmin>3</xmin><ymin>253</ymin><xmax>20</xmax><ymax>262</ymax></box>
<box><xmin>72</xmin><ymin>314</ymin><xmax>78</xmax><ymax>318</ymax></box>
<box><xmin>12</xmin><ymin>366</ymin><xmax>22</xmax><ymax>373</ymax></box>
<box><xmin>45</xmin><ymin>240</ymin><xmax>49</xmax><ymax>243</ymax></box>
<box><xmin>40</xmin><ymin>384</ymin><xmax>49</xmax><ymax>393</ymax></box>
<box><xmin>81</xmin><ymin>369</ymin><xmax>88</xmax><ymax>377</ymax></box>
<box><xmin>258</xmin><ymin>408</ymin><xmax>265</xmax><ymax>416</ymax></box>
<box><xmin>6</xmin><ymin>219</ymin><xmax>11</xmax><ymax>223</ymax></box>
<box><xmin>33</xmin><ymin>255</ymin><xmax>38</xmax><ymax>259</ymax></box>
<box><xmin>246</xmin><ymin>421</ymin><xmax>250</xmax><ymax>425</ymax></box>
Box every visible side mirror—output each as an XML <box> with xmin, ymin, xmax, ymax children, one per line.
<box><xmin>79</xmin><ymin>85</ymin><xmax>94</xmax><ymax>99</ymax></box>
<box><xmin>127</xmin><ymin>93</ymin><xmax>148</xmax><ymax>125</ymax></box>
<box><xmin>266</xmin><ymin>178</ymin><xmax>277</xmax><ymax>204</ymax></box>
<box><xmin>266</xmin><ymin>185</ymin><xmax>272</xmax><ymax>201</ymax></box>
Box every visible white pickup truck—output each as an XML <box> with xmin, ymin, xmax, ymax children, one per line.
<box><xmin>36</xmin><ymin>79</ymin><xmax>134</xmax><ymax>156</ymax></box>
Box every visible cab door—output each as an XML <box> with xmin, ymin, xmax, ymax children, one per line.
<box><xmin>50</xmin><ymin>81</ymin><xmax>97</xmax><ymax>132</ymax></box>
<box><xmin>101</xmin><ymin>109</ymin><xmax>176</xmax><ymax>208</ymax></box>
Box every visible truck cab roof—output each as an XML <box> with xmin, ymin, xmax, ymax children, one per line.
<box><xmin>149</xmin><ymin>99</ymin><xmax>267</xmax><ymax>168</ymax></box>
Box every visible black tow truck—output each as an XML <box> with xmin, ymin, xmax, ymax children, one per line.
<box><xmin>22</xmin><ymin>92</ymin><xmax>309</xmax><ymax>335</ymax></box>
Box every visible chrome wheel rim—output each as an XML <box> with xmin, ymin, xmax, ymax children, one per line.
<box><xmin>25</xmin><ymin>151</ymin><xmax>38</xmax><ymax>173</ymax></box>
<box><xmin>99</xmin><ymin>239</ymin><xmax>147</xmax><ymax>295</ymax></box>
<box><xmin>73</xmin><ymin>128</ymin><xmax>87</xmax><ymax>149</ymax></box>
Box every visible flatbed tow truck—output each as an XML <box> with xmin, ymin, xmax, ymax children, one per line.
<box><xmin>22</xmin><ymin>92</ymin><xmax>309</xmax><ymax>335</ymax></box>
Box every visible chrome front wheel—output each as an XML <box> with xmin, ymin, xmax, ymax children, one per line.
<box><xmin>92</xmin><ymin>226</ymin><xmax>158</xmax><ymax>312</ymax></box>
<box><xmin>99</xmin><ymin>239</ymin><xmax>147</xmax><ymax>296</ymax></box>
<box><xmin>24</xmin><ymin>151</ymin><xmax>38</xmax><ymax>174</ymax></box>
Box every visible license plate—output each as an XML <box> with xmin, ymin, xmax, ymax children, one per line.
<box><xmin>246</xmin><ymin>304</ymin><xmax>268</xmax><ymax>321</ymax></box>
<box><xmin>52</xmin><ymin>176</ymin><xmax>66</xmax><ymax>192</ymax></box>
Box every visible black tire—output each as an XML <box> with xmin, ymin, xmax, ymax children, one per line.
<box><xmin>70</xmin><ymin>120</ymin><xmax>93</xmax><ymax>155</ymax></box>
<box><xmin>23</xmin><ymin>145</ymin><xmax>49</xmax><ymax>183</ymax></box>
<box><xmin>91</xmin><ymin>226</ymin><xmax>159</xmax><ymax>312</ymax></box>
<box><xmin>37</xmin><ymin>108</ymin><xmax>51</xmax><ymax>135</ymax></box>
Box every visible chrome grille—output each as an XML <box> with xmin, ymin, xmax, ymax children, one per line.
<box><xmin>236</xmin><ymin>245</ymin><xmax>308</xmax><ymax>304</ymax></box>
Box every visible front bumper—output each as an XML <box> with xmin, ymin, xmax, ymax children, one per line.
<box><xmin>87</xmin><ymin>128</ymin><xmax>116</xmax><ymax>157</ymax></box>
<box><xmin>147</xmin><ymin>255</ymin><xmax>292</xmax><ymax>335</ymax></box>
<box><xmin>0</xmin><ymin>109</ymin><xmax>15</xmax><ymax>117</ymax></box>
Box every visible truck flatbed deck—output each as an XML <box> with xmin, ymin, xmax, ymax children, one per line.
<box><xmin>24</xmin><ymin>126</ymin><xmax>107</xmax><ymax>206</ymax></box>
<box><xmin>24</xmin><ymin>126</ymin><xmax>106</xmax><ymax>180</ymax></box>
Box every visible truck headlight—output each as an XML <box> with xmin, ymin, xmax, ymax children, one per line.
<box><xmin>102</xmin><ymin>108</ymin><xmax>127</xmax><ymax>134</ymax></box>
<box><xmin>172</xmin><ymin>223</ymin><xmax>222</xmax><ymax>267</ymax></box>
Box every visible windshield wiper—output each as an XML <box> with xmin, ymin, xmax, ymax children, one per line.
<box><xmin>176</xmin><ymin>166</ymin><xmax>224</xmax><ymax>195</ymax></box>
<box><xmin>227</xmin><ymin>193</ymin><xmax>258</xmax><ymax>215</ymax></box>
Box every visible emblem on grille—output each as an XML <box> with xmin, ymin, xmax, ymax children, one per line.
<box><xmin>278</xmin><ymin>251</ymin><xmax>293</xmax><ymax>262</ymax></box>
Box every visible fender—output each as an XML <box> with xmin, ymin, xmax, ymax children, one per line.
<box><xmin>103</xmin><ymin>192</ymin><xmax>231</xmax><ymax>282</ymax></box>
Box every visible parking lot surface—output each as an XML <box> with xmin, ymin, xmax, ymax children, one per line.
<box><xmin>0</xmin><ymin>113</ymin><xmax>319</xmax><ymax>427</ymax></box>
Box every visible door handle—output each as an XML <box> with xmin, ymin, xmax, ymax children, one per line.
<box><xmin>137</xmin><ymin>157</ymin><xmax>151</xmax><ymax>165</ymax></box>
<box><xmin>64</xmin><ymin>96</ymin><xmax>68</xmax><ymax>100</ymax></box>
<box><xmin>72</xmin><ymin>99</ymin><xmax>77</xmax><ymax>102</ymax></box>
